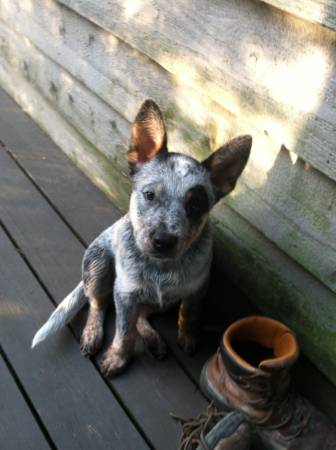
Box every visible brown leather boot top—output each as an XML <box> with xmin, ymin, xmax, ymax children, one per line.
<box><xmin>222</xmin><ymin>316</ymin><xmax>299</xmax><ymax>376</ymax></box>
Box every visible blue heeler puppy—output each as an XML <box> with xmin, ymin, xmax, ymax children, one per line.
<box><xmin>32</xmin><ymin>100</ymin><xmax>251</xmax><ymax>377</ymax></box>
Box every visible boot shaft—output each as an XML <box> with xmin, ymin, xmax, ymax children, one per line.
<box><xmin>221</xmin><ymin>316</ymin><xmax>299</xmax><ymax>378</ymax></box>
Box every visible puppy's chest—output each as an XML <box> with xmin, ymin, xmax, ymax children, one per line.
<box><xmin>142</xmin><ymin>268</ymin><xmax>189</xmax><ymax>306</ymax></box>
<box><xmin>116</xmin><ymin>259</ymin><xmax>208</xmax><ymax>307</ymax></box>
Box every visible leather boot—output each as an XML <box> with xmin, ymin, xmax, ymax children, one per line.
<box><xmin>200</xmin><ymin>316</ymin><xmax>336</xmax><ymax>449</ymax></box>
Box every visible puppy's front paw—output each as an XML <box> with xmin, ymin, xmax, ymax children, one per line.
<box><xmin>100</xmin><ymin>350</ymin><xmax>130</xmax><ymax>377</ymax></box>
<box><xmin>80</xmin><ymin>325</ymin><xmax>103</xmax><ymax>356</ymax></box>
<box><xmin>178</xmin><ymin>333</ymin><xmax>199</xmax><ymax>355</ymax></box>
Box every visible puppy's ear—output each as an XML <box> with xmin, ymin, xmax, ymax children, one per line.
<box><xmin>202</xmin><ymin>135</ymin><xmax>252</xmax><ymax>201</ymax></box>
<box><xmin>127</xmin><ymin>100</ymin><xmax>167</xmax><ymax>172</ymax></box>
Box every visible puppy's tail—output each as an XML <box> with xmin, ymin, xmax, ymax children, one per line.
<box><xmin>31</xmin><ymin>281</ymin><xmax>87</xmax><ymax>348</ymax></box>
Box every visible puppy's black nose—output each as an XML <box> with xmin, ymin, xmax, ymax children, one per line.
<box><xmin>152</xmin><ymin>232</ymin><xmax>178</xmax><ymax>253</ymax></box>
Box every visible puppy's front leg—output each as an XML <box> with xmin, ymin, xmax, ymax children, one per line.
<box><xmin>80</xmin><ymin>295</ymin><xmax>108</xmax><ymax>356</ymax></box>
<box><xmin>100</xmin><ymin>291</ymin><xmax>138</xmax><ymax>377</ymax></box>
<box><xmin>178</xmin><ymin>283</ymin><xmax>208</xmax><ymax>355</ymax></box>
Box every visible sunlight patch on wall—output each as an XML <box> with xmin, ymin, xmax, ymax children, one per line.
<box><xmin>264</xmin><ymin>49</ymin><xmax>330</xmax><ymax>112</ymax></box>
<box><xmin>122</xmin><ymin>0</ymin><xmax>157</xmax><ymax>22</ymax></box>
<box><xmin>241</xmin><ymin>42</ymin><xmax>332</xmax><ymax>142</ymax></box>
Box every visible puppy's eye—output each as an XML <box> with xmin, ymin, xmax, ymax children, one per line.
<box><xmin>143</xmin><ymin>191</ymin><xmax>155</xmax><ymax>201</ymax></box>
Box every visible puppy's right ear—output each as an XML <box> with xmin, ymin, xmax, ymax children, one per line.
<box><xmin>127</xmin><ymin>100</ymin><xmax>167</xmax><ymax>173</ymax></box>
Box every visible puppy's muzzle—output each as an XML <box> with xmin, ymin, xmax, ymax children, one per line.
<box><xmin>151</xmin><ymin>231</ymin><xmax>178</xmax><ymax>256</ymax></box>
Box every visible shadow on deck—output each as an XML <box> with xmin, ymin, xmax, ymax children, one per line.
<box><xmin>0</xmin><ymin>88</ymin><xmax>335</xmax><ymax>450</ymax></box>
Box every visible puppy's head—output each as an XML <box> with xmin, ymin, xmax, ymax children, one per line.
<box><xmin>127</xmin><ymin>100</ymin><xmax>251</xmax><ymax>260</ymax></box>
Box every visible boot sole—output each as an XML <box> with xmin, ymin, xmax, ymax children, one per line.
<box><xmin>200</xmin><ymin>359</ymin><xmax>235</xmax><ymax>412</ymax></box>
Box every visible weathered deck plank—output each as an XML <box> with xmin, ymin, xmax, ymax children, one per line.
<box><xmin>0</xmin><ymin>352</ymin><xmax>50</xmax><ymax>450</ymax></box>
<box><xmin>0</xmin><ymin>226</ymin><xmax>149</xmax><ymax>450</ymax></box>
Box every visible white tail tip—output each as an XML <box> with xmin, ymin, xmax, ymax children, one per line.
<box><xmin>31</xmin><ymin>323</ymin><xmax>54</xmax><ymax>348</ymax></box>
<box><xmin>31</xmin><ymin>281</ymin><xmax>86</xmax><ymax>349</ymax></box>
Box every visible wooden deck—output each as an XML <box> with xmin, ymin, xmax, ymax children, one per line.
<box><xmin>0</xmin><ymin>88</ymin><xmax>230</xmax><ymax>450</ymax></box>
<box><xmin>0</xmin><ymin>87</ymin><xmax>335</xmax><ymax>450</ymax></box>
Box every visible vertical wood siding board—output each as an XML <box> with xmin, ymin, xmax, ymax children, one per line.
<box><xmin>55</xmin><ymin>0</ymin><xmax>336</xmax><ymax>181</ymax></box>
<box><xmin>226</xmin><ymin>184</ymin><xmax>336</xmax><ymax>293</ymax></box>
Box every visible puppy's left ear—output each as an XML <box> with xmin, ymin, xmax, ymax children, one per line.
<box><xmin>202</xmin><ymin>135</ymin><xmax>252</xmax><ymax>201</ymax></box>
<box><xmin>127</xmin><ymin>99</ymin><xmax>167</xmax><ymax>172</ymax></box>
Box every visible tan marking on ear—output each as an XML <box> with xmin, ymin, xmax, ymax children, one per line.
<box><xmin>127</xmin><ymin>100</ymin><xmax>167</xmax><ymax>166</ymax></box>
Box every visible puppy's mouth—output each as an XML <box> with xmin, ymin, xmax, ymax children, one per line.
<box><xmin>146</xmin><ymin>248</ymin><xmax>180</xmax><ymax>261</ymax></box>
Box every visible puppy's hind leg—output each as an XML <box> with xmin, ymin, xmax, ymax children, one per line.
<box><xmin>137</xmin><ymin>307</ymin><xmax>167</xmax><ymax>360</ymax></box>
<box><xmin>80</xmin><ymin>241</ymin><xmax>114</xmax><ymax>356</ymax></box>
<box><xmin>178</xmin><ymin>281</ymin><xmax>208</xmax><ymax>355</ymax></box>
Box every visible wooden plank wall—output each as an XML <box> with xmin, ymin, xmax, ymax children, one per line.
<box><xmin>0</xmin><ymin>0</ymin><xmax>335</xmax><ymax>383</ymax></box>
